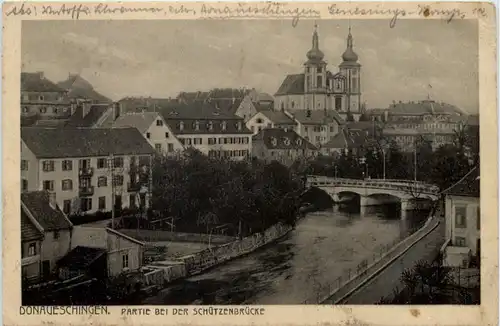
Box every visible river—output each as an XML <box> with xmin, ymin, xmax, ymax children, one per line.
<box><xmin>142</xmin><ymin>203</ymin><xmax>429</xmax><ymax>305</ymax></box>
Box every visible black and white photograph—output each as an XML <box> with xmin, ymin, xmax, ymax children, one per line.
<box><xmin>19</xmin><ymin>16</ymin><xmax>481</xmax><ymax>307</ymax></box>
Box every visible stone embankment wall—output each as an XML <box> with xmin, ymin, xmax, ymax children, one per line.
<box><xmin>140</xmin><ymin>222</ymin><xmax>292</xmax><ymax>288</ymax></box>
<box><xmin>118</xmin><ymin>229</ymin><xmax>237</xmax><ymax>245</ymax></box>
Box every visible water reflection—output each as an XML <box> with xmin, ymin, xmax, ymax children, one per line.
<box><xmin>142</xmin><ymin>202</ymin><xmax>430</xmax><ymax>305</ymax></box>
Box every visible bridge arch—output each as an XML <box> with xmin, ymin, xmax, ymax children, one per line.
<box><xmin>301</xmin><ymin>186</ymin><xmax>335</xmax><ymax>209</ymax></box>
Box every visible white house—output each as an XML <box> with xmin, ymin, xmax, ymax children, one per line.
<box><xmin>111</xmin><ymin>112</ymin><xmax>184</xmax><ymax>155</ymax></box>
<box><xmin>442</xmin><ymin>167</ymin><xmax>480</xmax><ymax>267</ymax></box>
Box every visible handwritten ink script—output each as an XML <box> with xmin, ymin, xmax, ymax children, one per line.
<box><xmin>328</xmin><ymin>4</ymin><xmax>488</xmax><ymax>28</ymax></box>
<box><xmin>5</xmin><ymin>3</ymin><xmax>165</xmax><ymax>20</ymax></box>
<box><xmin>5</xmin><ymin>2</ymin><xmax>489</xmax><ymax>28</ymax></box>
<box><xmin>198</xmin><ymin>3</ymin><xmax>320</xmax><ymax>27</ymax></box>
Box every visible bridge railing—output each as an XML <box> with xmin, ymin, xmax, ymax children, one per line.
<box><xmin>306</xmin><ymin>176</ymin><xmax>439</xmax><ymax>194</ymax></box>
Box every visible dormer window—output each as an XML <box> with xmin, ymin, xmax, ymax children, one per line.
<box><xmin>221</xmin><ymin>121</ymin><xmax>227</xmax><ymax>131</ymax></box>
<box><xmin>22</xmin><ymin>107</ymin><xmax>29</xmax><ymax>113</ymax></box>
<box><xmin>179</xmin><ymin>121</ymin><xmax>184</xmax><ymax>131</ymax></box>
<box><xmin>283</xmin><ymin>137</ymin><xmax>291</xmax><ymax>146</ymax></box>
<box><xmin>270</xmin><ymin>137</ymin><xmax>277</xmax><ymax>147</ymax></box>
<box><xmin>296</xmin><ymin>138</ymin><xmax>303</xmax><ymax>146</ymax></box>
<box><xmin>194</xmin><ymin>121</ymin><xmax>200</xmax><ymax>131</ymax></box>
<box><xmin>208</xmin><ymin>121</ymin><xmax>214</xmax><ymax>131</ymax></box>
<box><xmin>237</xmin><ymin>121</ymin><xmax>242</xmax><ymax>131</ymax></box>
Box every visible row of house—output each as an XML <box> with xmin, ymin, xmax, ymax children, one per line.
<box><xmin>21</xmin><ymin>190</ymin><xmax>145</xmax><ymax>284</ymax></box>
<box><xmin>20</xmin><ymin>71</ymin><xmax>478</xmax><ymax>169</ymax></box>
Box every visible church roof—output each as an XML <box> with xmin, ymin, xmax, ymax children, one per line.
<box><xmin>275</xmin><ymin>74</ymin><xmax>305</xmax><ymax>96</ymax></box>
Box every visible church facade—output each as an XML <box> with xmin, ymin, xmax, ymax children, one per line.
<box><xmin>274</xmin><ymin>26</ymin><xmax>364</xmax><ymax>121</ymax></box>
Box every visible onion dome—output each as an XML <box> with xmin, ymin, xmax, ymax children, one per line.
<box><xmin>306</xmin><ymin>24</ymin><xmax>324</xmax><ymax>62</ymax></box>
<box><xmin>341</xmin><ymin>28</ymin><xmax>358</xmax><ymax>62</ymax></box>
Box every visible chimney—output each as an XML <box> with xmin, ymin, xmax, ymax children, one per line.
<box><xmin>113</xmin><ymin>102</ymin><xmax>121</xmax><ymax>120</ymax></box>
<box><xmin>82</xmin><ymin>101</ymin><xmax>92</xmax><ymax>117</ymax></box>
<box><xmin>48</xmin><ymin>192</ymin><xmax>57</xmax><ymax>210</ymax></box>
<box><xmin>70</xmin><ymin>102</ymin><xmax>77</xmax><ymax>116</ymax></box>
<box><xmin>37</xmin><ymin>71</ymin><xmax>44</xmax><ymax>79</ymax></box>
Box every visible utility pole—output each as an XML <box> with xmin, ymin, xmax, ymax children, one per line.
<box><xmin>413</xmin><ymin>138</ymin><xmax>418</xmax><ymax>181</ymax></box>
<box><xmin>382</xmin><ymin>149</ymin><xmax>386</xmax><ymax>180</ymax></box>
<box><xmin>108</xmin><ymin>154</ymin><xmax>116</xmax><ymax>229</ymax></box>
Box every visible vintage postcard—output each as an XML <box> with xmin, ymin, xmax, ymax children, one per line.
<box><xmin>2</xmin><ymin>1</ymin><xmax>498</xmax><ymax>325</ymax></box>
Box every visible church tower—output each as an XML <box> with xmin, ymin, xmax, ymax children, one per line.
<box><xmin>339</xmin><ymin>27</ymin><xmax>362</xmax><ymax>119</ymax></box>
<box><xmin>304</xmin><ymin>24</ymin><xmax>327</xmax><ymax>111</ymax></box>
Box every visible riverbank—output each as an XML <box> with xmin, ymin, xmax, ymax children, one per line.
<box><xmin>138</xmin><ymin>221</ymin><xmax>294</xmax><ymax>293</ymax></box>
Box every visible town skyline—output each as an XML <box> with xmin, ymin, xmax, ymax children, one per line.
<box><xmin>22</xmin><ymin>19</ymin><xmax>478</xmax><ymax>113</ymax></box>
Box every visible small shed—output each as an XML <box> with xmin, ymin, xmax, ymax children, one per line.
<box><xmin>57</xmin><ymin>246</ymin><xmax>107</xmax><ymax>280</ymax></box>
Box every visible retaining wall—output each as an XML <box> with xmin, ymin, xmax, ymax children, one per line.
<box><xmin>117</xmin><ymin>229</ymin><xmax>237</xmax><ymax>245</ymax></box>
<box><xmin>141</xmin><ymin>222</ymin><xmax>293</xmax><ymax>288</ymax></box>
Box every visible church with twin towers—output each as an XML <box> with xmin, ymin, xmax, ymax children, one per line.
<box><xmin>274</xmin><ymin>24</ymin><xmax>364</xmax><ymax>121</ymax></box>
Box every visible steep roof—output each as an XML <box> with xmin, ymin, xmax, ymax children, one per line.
<box><xmin>57</xmin><ymin>246</ymin><xmax>106</xmax><ymax>269</ymax></box>
<box><xmin>255</xmin><ymin>92</ymin><xmax>274</xmax><ymax>103</ymax></box>
<box><xmin>21</xmin><ymin>209</ymin><xmax>43</xmax><ymax>241</ymax></box>
<box><xmin>64</xmin><ymin>104</ymin><xmax>110</xmax><ymax>128</ymax></box>
<box><xmin>21</xmin><ymin>72</ymin><xmax>65</xmax><ymax>93</ymax></box>
<box><xmin>112</xmin><ymin>112</ymin><xmax>163</xmax><ymax>134</ymax></box>
<box><xmin>117</xmin><ymin>97</ymin><xmax>179</xmax><ymax>114</ymax></box>
<box><xmin>275</xmin><ymin>74</ymin><xmax>305</xmax><ymax>96</ymax></box>
<box><xmin>260</xmin><ymin>110</ymin><xmax>295</xmax><ymax>125</ymax></box>
<box><xmin>253</xmin><ymin>128</ymin><xmax>316</xmax><ymax>150</ymax></box>
<box><xmin>22</xmin><ymin>127</ymin><xmax>155</xmax><ymax>158</ymax></box>
<box><xmin>253</xmin><ymin>102</ymin><xmax>274</xmax><ymax>112</ymax></box>
<box><xmin>21</xmin><ymin>191</ymin><xmax>72</xmax><ymax>232</ymax></box>
<box><xmin>57</xmin><ymin>74</ymin><xmax>111</xmax><ymax>103</ymax></box>
<box><xmin>323</xmin><ymin>128</ymin><xmax>369</xmax><ymax>149</ymax></box>
<box><xmin>160</xmin><ymin>101</ymin><xmax>241</xmax><ymax>120</ymax></box>
<box><xmin>288</xmin><ymin>109</ymin><xmax>345</xmax><ymax>125</ymax></box>
<box><xmin>444</xmin><ymin>167</ymin><xmax>480</xmax><ymax>197</ymax></box>
<box><xmin>388</xmin><ymin>100</ymin><xmax>466</xmax><ymax>116</ymax></box>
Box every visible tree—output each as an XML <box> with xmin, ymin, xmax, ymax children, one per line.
<box><xmin>386</xmin><ymin>141</ymin><xmax>410</xmax><ymax>179</ymax></box>
<box><xmin>415</xmin><ymin>135</ymin><xmax>434</xmax><ymax>181</ymax></box>
<box><xmin>151</xmin><ymin>149</ymin><xmax>303</xmax><ymax>237</ymax></box>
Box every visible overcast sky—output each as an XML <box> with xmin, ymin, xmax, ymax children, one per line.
<box><xmin>22</xmin><ymin>19</ymin><xmax>478</xmax><ymax>113</ymax></box>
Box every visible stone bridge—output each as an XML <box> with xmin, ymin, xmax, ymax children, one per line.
<box><xmin>306</xmin><ymin>176</ymin><xmax>440</xmax><ymax>218</ymax></box>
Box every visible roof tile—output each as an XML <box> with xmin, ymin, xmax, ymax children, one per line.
<box><xmin>22</xmin><ymin>127</ymin><xmax>155</xmax><ymax>158</ymax></box>
<box><xmin>21</xmin><ymin>191</ymin><xmax>72</xmax><ymax>231</ymax></box>
<box><xmin>253</xmin><ymin>128</ymin><xmax>316</xmax><ymax>150</ymax></box>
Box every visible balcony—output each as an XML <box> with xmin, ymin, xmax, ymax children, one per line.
<box><xmin>79</xmin><ymin>167</ymin><xmax>94</xmax><ymax>177</ymax></box>
<box><xmin>79</xmin><ymin>186</ymin><xmax>94</xmax><ymax>197</ymax></box>
<box><xmin>127</xmin><ymin>182</ymin><xmax>142</xmax><ymax>193</ymax></box>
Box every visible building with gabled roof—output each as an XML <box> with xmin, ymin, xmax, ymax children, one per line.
<box><xmin>57</xmin><ymin>74</ymin><xmax>112</xmax><ymax>104</ymax></box>
<box><xmin>21</xmin><ymin>72</ymin><xmax>73</xmax><ymax>122</ymax></box>
<box><xmin>158</xmin><ymin>103</ymin><xmax>253</xmax><ymax>160</ymax></box>
<box><xmin>274</xmin><ymin>25</ymin><xmax>363</xmax><ymax>121</ymax></box>
<box><xmin>246</xmin><ymin>110</ymin><xmax>297</xmax><ymax>135</ymax></box>
<box><xmin>252</xmin><ymin>128</ymin><xmax>317</xmax><ymax>166</ymax></box>
<box><xmin>21</xmin><ymin>127</ymin><xmax>155</xmax><ymax>217</ymax></box>
<box><xmin>110</xmin><ymin>112</ymin><xmax>184</xmax><ymax>155</ymax></box>
<box><xmin>284</xmin><ymin>109</ymin><xmax>345</xmax><ymax>148</ymax></box>
<box><xmin>442</xmin><ymin>167</ymin><xmax>480</xmax><ymax>268</ymax></box>
<box><xmin>21</xmin><ymin>190</ymin><xmax>73</xmax><ymax>281</ymax></box>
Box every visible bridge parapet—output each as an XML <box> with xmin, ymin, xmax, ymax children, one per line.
<box><xmin>306</xmin><ymin>176</ymin><xmax>439</xmax><ymax>195</ymax></box>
